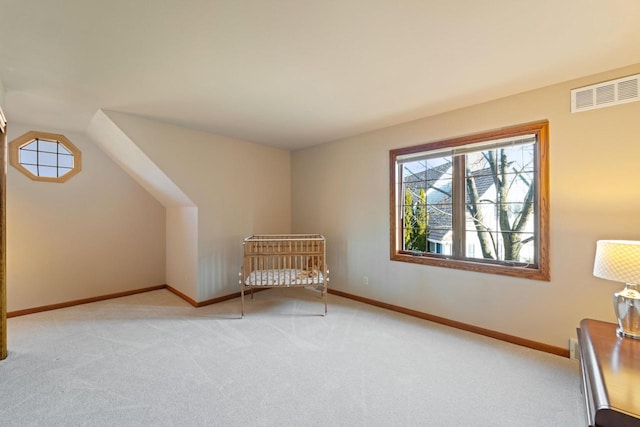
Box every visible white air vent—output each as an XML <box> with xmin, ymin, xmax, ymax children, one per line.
<box><xmin>571</xmin><ymin>74</ymin><xmax>640</xmax><ymax>113</ymax></box>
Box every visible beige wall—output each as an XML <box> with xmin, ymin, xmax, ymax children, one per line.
<box><xmin>7</xmin><ymin>123</ymin><xmax>166</xmax><ymax>312</ymax></box>
<box><xmin>0</xmin><ymin>79</ymin><xmax>5</xmax><ymax>109</ymax></box>
<box><xmin>105</xmin><ymin>112</ymin><xmax>292</xmax><ymax>301</ymax></box>
<box><xmin>292</xmin><ymin>63</ymin><xmax>640</xmax><ymax>349</ymax></box>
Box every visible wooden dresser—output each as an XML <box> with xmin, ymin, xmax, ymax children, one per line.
<box><xmin>577</xmin><ymin>319</ymin><xmax>640</xmax><ymax>427</ymax></box>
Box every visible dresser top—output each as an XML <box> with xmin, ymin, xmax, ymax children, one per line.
<box><xmin>579</xmin><ymin>318</ymin><xmax>640</xmax><ymax>418</ymax></box>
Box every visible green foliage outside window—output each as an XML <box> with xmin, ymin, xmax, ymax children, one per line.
<box><xmin>403</xmin><ymin>188</ymin><xmax>429</xmax><ymax>252</ymax></box>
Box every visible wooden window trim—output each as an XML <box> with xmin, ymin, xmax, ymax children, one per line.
<box><xmin>389</xmin><ymin>121</ymin><xmax>550</xmax><ymax>281</ymax></box>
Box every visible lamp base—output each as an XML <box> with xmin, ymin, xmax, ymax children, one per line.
<box><xmin>613</xmin><ymin>283</ymin><xmax>640</xmax><ymax>339</ymax></box>
<box><xmin>616</xmin><ymin>327</ymin><xmax>640</xmax><ymax>339</ymax></box>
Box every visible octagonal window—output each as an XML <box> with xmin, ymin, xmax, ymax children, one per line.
<box><xmin>9</xmin><ymin>131</ymin><xmax>82</xmax><ymax>183</ymax></box>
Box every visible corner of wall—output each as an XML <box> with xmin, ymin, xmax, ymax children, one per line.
<box><xmin>166</xmin><ymin>206</ymin><xmax>199</xmax><ymax>301</ymax></box>
<box><xmin>96</xmin><ymin>111</ymin><xmax>293</xmax><ymax>302</ymax></box>
<box><xmin>86</xmin><ymin>109</ymin><xmax>200</xmax><ymax>303</ymax></box>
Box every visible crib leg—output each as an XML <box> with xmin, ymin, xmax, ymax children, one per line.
<box><xmin>239</xmin><ymin>270</ymin><xmax>245</xmax><ymax>318</ymax></box>
<box><xmin>323</xmin><ymin>285</ymin><xmax>327</xmax><ymax>316</ymax></box>
<box><xmin>241</xmin><ymin>285</ymin><xmax>245</xmax><ymax>318</ymax></box>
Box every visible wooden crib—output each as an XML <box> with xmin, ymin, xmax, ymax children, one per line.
<box><xmin>239</xmin><ymin>234</ymin><xmax>329</xmax><ymax>317</ymax></box>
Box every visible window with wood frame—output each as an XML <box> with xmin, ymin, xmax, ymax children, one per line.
<box><xmin>389</xmin><ymin>121</ymin><xmax>549</xmax><ymax>281</ymax></box>
<box><xmin>9</xmin><ymin>131</ymin><xmax>81</xmax><ymax>183</ymax></box>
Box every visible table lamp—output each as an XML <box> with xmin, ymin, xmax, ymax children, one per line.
<box><xmin>593</xmin><ymin>240</ymin><xmax>640</xmax><ymax>339</ymax></box>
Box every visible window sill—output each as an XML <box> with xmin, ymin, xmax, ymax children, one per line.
<box><xmin>391</xmin><ymin>252</ymin><xmax>550</xmax><ymax>281</ymax></box>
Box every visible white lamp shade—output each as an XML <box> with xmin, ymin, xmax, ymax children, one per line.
<box><xmin>593</xmin><ymin>240</ymin><xmax>640</xmax><ymax>284</ymax></box>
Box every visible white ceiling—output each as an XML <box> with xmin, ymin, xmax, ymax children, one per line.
<box><xmin>1</xmin><ymin>0</ymin><xmax>640</xmax><ymax>150</ymax></box>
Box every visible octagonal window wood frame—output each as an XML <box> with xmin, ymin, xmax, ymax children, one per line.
<box><xmin>9</xmin><ymin>131</ymin><xmax>82</xmax><ymax>183</ymax></box>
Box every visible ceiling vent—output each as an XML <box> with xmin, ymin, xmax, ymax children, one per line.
<box><xmin>571</xmin><ymin>74</ymin><xmax>639</xmax><ymax>113</ymax></box>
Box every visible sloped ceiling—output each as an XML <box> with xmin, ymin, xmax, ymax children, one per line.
<box><xmin>1</xmin><ymin>0</ymin><xmax>640</xmax><ymax>150</ymax></box>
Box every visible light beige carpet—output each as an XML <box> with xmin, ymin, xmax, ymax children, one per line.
<box><xmin>0</xmin><ymin>288</ymin><xmax>586</xmax><ymax>426</ymax></box>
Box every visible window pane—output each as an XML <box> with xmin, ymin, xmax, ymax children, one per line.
<box><xmin>401</xmin><ymin>155</ymin><xmax>452</xmax><ymax>254</ymax></box>
<box><xmin>427</xmin><ymin>178</ymin><xmax>452</xmax><ymax>203</ymax></box>
<box><xmin>38</xmin><ymin>140</ymin><xmax>58</xmax><ymax>154</ymax></box>
<box><xmin>465</xmin><ymin>202</ymin><xmax>497</xmax><ymax>234</ymax></box>
<box><xmin>426</xmin><ymin>158</ymin><xmax>453</xmax><ymax>180</ymax></box>
<box><xmin>465</xmin><ymin>229</ymin><xmax>495</xmax><ymax>260</ymax></box>
<box><xmin>501</xmin><ymin>144</ymin><xmax>534</xmax><ymax>172</ymax></box>
<box><xmin>514</xmin><ymin>233</ymin><xmax>536</xmax><ymax>264</ymax></box>
<box><xmin>38</xmin><ymin>166</ymin><xmax>58</xmax><ymax>178</ymax></box>
<box><xmin>464</xmin><ymin>145</ymin><xmax>536</xmax><ymax>263</ymax></box>
<box><xmin>58</xmin><ymin>167</ymin><xmax>72</xmax><ymax>177</ymax></box>
<box><xmin>22</xmin><ymin>141</ymin><xmax>38</xmax><ymax>151</ymax></box>
<box><xmin>466</xmin><ymin>150</ymin><xmax>493</xmax><ymax>173</ymax></box>
<box><xmin>464</xmin><ymin>229</ymin><xmax>536</xmax><ymax>263</ymax></box>
<box><xmin>19</xmin><ymin>149</ymin><xmax>38</xmax><ymax>165</ymax></box>
<box><xmin>24</xmin><ymin>164</ymin><xmax>38</xmax><ymax>176</ymax></box>
<box><xmin>38</xmin><ymin>152</ymin><xmax>58</xmax><ymax>167</ymax></box>
<box><xmin>58</xmin><ymin>154</ymin><xmax>73</xmax><ymax>168</ymax></box>
<box><xmin>503</xmin><ymin>171</ymin><xmax>534</xmax><ymax>203</ymax></box>
<box><xmin>427</xmin><ymin>203</ymin><xmax>452</xmax><ymax>228</ymax></box>
<box><xmin>465</xmin><ymin>215</ymin><xmax>535</xmax><ymax>262</ymax></box>
<box><xmin>402</xmin><ymin>161</ymin><xmax>425</xmax><ymax>183</ymax></box>
<box><xmin>58</xmin><ymin>144</ymin><xmax>72</xmax><ymax>155</ymax></box>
